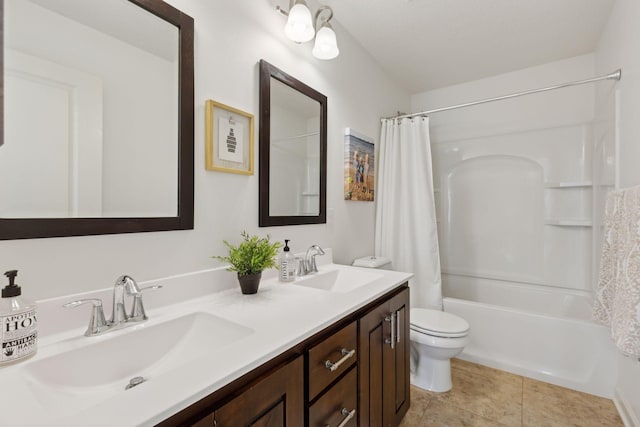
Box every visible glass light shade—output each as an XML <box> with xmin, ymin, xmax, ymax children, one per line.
<box><xmin>284</xmin><ymin>2</ymin><xmax>315</xmax><ymax>43</ymax></box>
<box><xmin>312</xmin><ymin>24</ymin><xmax>339</xmax><ymax>60</ymax></box>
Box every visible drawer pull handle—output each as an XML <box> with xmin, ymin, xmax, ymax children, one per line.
<box><xmin>324</xmin><ymin>348</ymin><xmax>356</xmax><ymax>372</ymax></box>
<box><xmin>326</xmin><ymin>408</ymin><xmax>356</xmax><ymax>427</ymax></box>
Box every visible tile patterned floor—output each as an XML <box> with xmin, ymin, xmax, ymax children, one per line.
<box><xmin>400</xmin><ymin>358</ymin><xmax>624</xmax><ymax>427</ymax></box>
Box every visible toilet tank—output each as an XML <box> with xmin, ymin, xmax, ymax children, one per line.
<box><xmin>352</xmin><ymin>256</ymin><xmax>392</xmax><ymax>270</ymax></box>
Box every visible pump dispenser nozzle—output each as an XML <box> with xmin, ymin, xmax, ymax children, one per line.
<box><xmin>2</xmin><ymin>270</ymin><xmax>21</xmax><ymax>298</ymax></box>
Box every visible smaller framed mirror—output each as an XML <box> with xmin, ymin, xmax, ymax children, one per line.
<box><xmin>259</xmin><ymin>60</ymin><xmax>327</xmax><ymax>227</ymax></box>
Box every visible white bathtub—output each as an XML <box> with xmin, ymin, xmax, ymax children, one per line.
<box><xmin>442</xmin><ymin>274</ymin><xmax>618</xmax><ymax>398</ymax></box>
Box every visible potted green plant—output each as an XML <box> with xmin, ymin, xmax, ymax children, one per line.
<box><xmin>214</xmin><ymin>232</ymin><xmax>282</xmax><ymax>294</ymax></box>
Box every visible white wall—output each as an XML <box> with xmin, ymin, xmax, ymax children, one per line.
<box><xmin>0</xmin><ymin>0</ymin><xmax>409</xmax><ymax>300</ymax></box>
<box><xmin>595</xmin><ymin>0</ymin><xmax>640</xmax><ymax>423</ymax></box>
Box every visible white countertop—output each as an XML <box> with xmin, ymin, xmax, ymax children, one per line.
<box><xmin>0</xmin><ymin>260</ymin><xmax>412</xmax><ymax>426</ymax></box>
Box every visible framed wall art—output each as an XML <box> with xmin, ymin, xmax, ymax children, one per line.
<box><xmin>344</xmin><ymin>128</ymin><xmax>375</xmax><ymax>201</ymax></box>
<box><xmin>205</xmin><ymin>100</ymin><xmax>254</xmax><ymax>174</ymax></box>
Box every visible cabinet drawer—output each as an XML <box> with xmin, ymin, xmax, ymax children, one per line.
<box><xmin>308</xmin><ymin>321</ymin><xmax>357</xmax><ymax>400</ymax></box>
<box><xmin>309</xmin><ymin>367</ymin><xmax>357</xmax><ymax>427</ymax></box>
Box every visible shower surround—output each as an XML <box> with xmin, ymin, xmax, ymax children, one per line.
<box><xmin>412</xmin><ymin>53</ymin><xmax>618</xmax><ymax>398</ymax></box>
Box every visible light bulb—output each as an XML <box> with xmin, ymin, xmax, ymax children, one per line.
<box><xmin>284</xmin><ymin>2</ymin><xmax>315</xmax><ymax>43</ymax></box>
<box><xmin>312</xmin><ymin>24</ymin><xmax>339</xmax><ymax>60</ymax></box>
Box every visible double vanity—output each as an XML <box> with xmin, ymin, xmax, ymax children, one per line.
<box><xmin>0</xmin><ymin>253</ymin><xmax>411</xmax><ymax>426</ymax></box>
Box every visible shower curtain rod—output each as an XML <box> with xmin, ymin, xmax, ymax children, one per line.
<box><xmin>384</xmin><ymin>69</ymin><xmax>622</xmax><ymax>121</ymax></box>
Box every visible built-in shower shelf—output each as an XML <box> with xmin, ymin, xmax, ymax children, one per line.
<box><xmin>544</xmin><ymin>181</ymin><xmax>593</xmax><ymax>188</ymax></box>
<box><xmin>544</xmin><ymin>218</ymin><xmax>592</xmax><ymax>227</ymax></box>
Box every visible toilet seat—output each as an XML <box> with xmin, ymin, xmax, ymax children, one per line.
<box><xmin>410</xmin><ymin>308</ymin><xmax>469</xmax><ymax>338</ymax></box>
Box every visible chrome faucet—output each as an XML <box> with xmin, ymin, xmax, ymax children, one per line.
<box><xmin>299</xmin><ymin>245</ymin><xmax>325</xmax><ymax>276</ymax></box>
<box><xmin>63</xmin><ymin>275</ymin><xmax>161</xmax><ymax>337</ymax></box>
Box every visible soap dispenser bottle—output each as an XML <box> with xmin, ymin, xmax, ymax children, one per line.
<box><xmin>0</xmin><ymin>270</ymin><xmax>38</xmax><ymax>365</ymax></box>
<box><xmin>278</xmin><ymin>240</ymin><xmax>296</xmax><ymax>282</ymax></box>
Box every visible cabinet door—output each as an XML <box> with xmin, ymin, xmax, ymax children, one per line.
<box><xmin>358</xmin><ymin>299</ymin><xmax>391</xmax><ymax>427</ymax></box>
<box><xmin>388</xmin><ymin>288</ymin><xmax>410</xmax><ymax>426</ymax></box>
<box><xmin>213</xmin><ymin>356</ymin><xmax>304</xmax><ymax>427</ymax></box>
<box><xmin>358</xmin><ymin>287</ymin><xmax>410</xmax><ymax>427</ymax></box>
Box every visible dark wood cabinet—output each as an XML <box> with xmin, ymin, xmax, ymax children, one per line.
<box><xmin>190</xmin><ymin>356</ymin><xmax>303</xmax><ymax>427</ymax></box>
<box><xmin>309</xmin><ymin>367</ymin><xmax>357</xmax><ymax>427</ymax></box>
<box><xmin>158</xmin><ymin>284</ymin><xmax>409</xmax><ymax>427</ymax></box>
<box><xmin>307</xmin><ymin>321</ymin><xmax>358</xmax><ymax>426</ymax></box>
<box><xmin>215</xmin><ymin>356</ymin><xmax>303</xmax><ymax>426</ymax></box>
<box><xmin>359</xmin><ymin>287</ymin><xmax>410</xmax><ymax>427</ymax></box>
<box><xmin>308</xmin><ymin>321</ymin><xmax>357</xmax><ymax>401</ymax></box>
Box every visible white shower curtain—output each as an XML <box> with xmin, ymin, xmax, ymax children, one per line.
<box><xmin>375</xmin><ymin>117</ymin><xmax>442</xmax><ymax>309</ymax></box>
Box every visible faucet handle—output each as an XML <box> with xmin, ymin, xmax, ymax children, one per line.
<box><xmin>129</xmin><ymin>285</ymin><xmax>163</xmax><ymax>322</ymax></box>
<box><xmin>63</xmin><ymin>298</ymin><xmax>110</xmax><ymax>336</ymax></box>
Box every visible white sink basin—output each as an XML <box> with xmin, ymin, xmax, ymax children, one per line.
<box><xmin>25</xmin><ymin>312</ymin><xmax>253</xmax><ymax>391</ymax></box>
<box><xmin>293</xmin><ymin>267</ymin><xmax>383</xmax><ymax>293</ymax></box>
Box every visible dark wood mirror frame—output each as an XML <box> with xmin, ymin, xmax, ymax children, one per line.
<box><xmin>0</xmin><ymin>0</ymin><xmax>194</xmax><ymax>240</ymax></box>
<box><xmin>258</xmin><ymin>60</ymin><xmax>327</xmax><ymax>227</ymax></box>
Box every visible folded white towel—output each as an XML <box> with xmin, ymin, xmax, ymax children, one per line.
<box><xmin>593</xmin><ymin>185</ymin><xmax>640</xmax><ymax>357</ymax></box>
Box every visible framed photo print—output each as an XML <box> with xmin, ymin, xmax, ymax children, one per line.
<box><xmin>205</xmin><ymin>100</ymin><xmax>254</xmax><ymax>174</ymax></box>
<box><xmin>344</xmin><ymin>128</ymin><xmax>375</xmax><ymax>201</ymax></box>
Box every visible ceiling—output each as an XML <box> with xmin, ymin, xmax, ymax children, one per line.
<box><xmin>324</xmin><ymin>0</ymin><xmax>616</xmax><ymax>93</ymax></box>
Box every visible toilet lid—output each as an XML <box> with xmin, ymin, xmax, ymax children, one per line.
<box><xmin>410</xmin><ymin>308</ymin><xmax>469</xmax><ymax>338</ymax></box>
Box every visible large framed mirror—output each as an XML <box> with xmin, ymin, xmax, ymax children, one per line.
<box><xmin>0</xmin><ymin>0</ymin><xmax>194</xmax><ymax>240</ymax></box>
<box><xmin>259</xmin><ymin>60</ymin><xmax>327</xmax><ymax>227</ymax></box>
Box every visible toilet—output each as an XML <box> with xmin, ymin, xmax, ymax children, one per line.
<box><xmin>353</xmin><ymin>256</ymin><xmax>470</xmax><ymax>393</ymax></box>
<box><xmin>409</xmin><ymin>308</ymin><xmax>469</xmax><ymax>392</ymax></box>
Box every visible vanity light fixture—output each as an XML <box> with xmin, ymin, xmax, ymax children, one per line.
<box><xmin>276</xmin><ymin>1</ymin><xmax>340</xmax><ymax>60</ymax></box>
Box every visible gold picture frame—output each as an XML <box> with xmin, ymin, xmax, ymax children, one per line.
<box><xmin>205</xmin><ymin>100</ymin><xmax>254</xmax><ymax>175</ymax></box>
